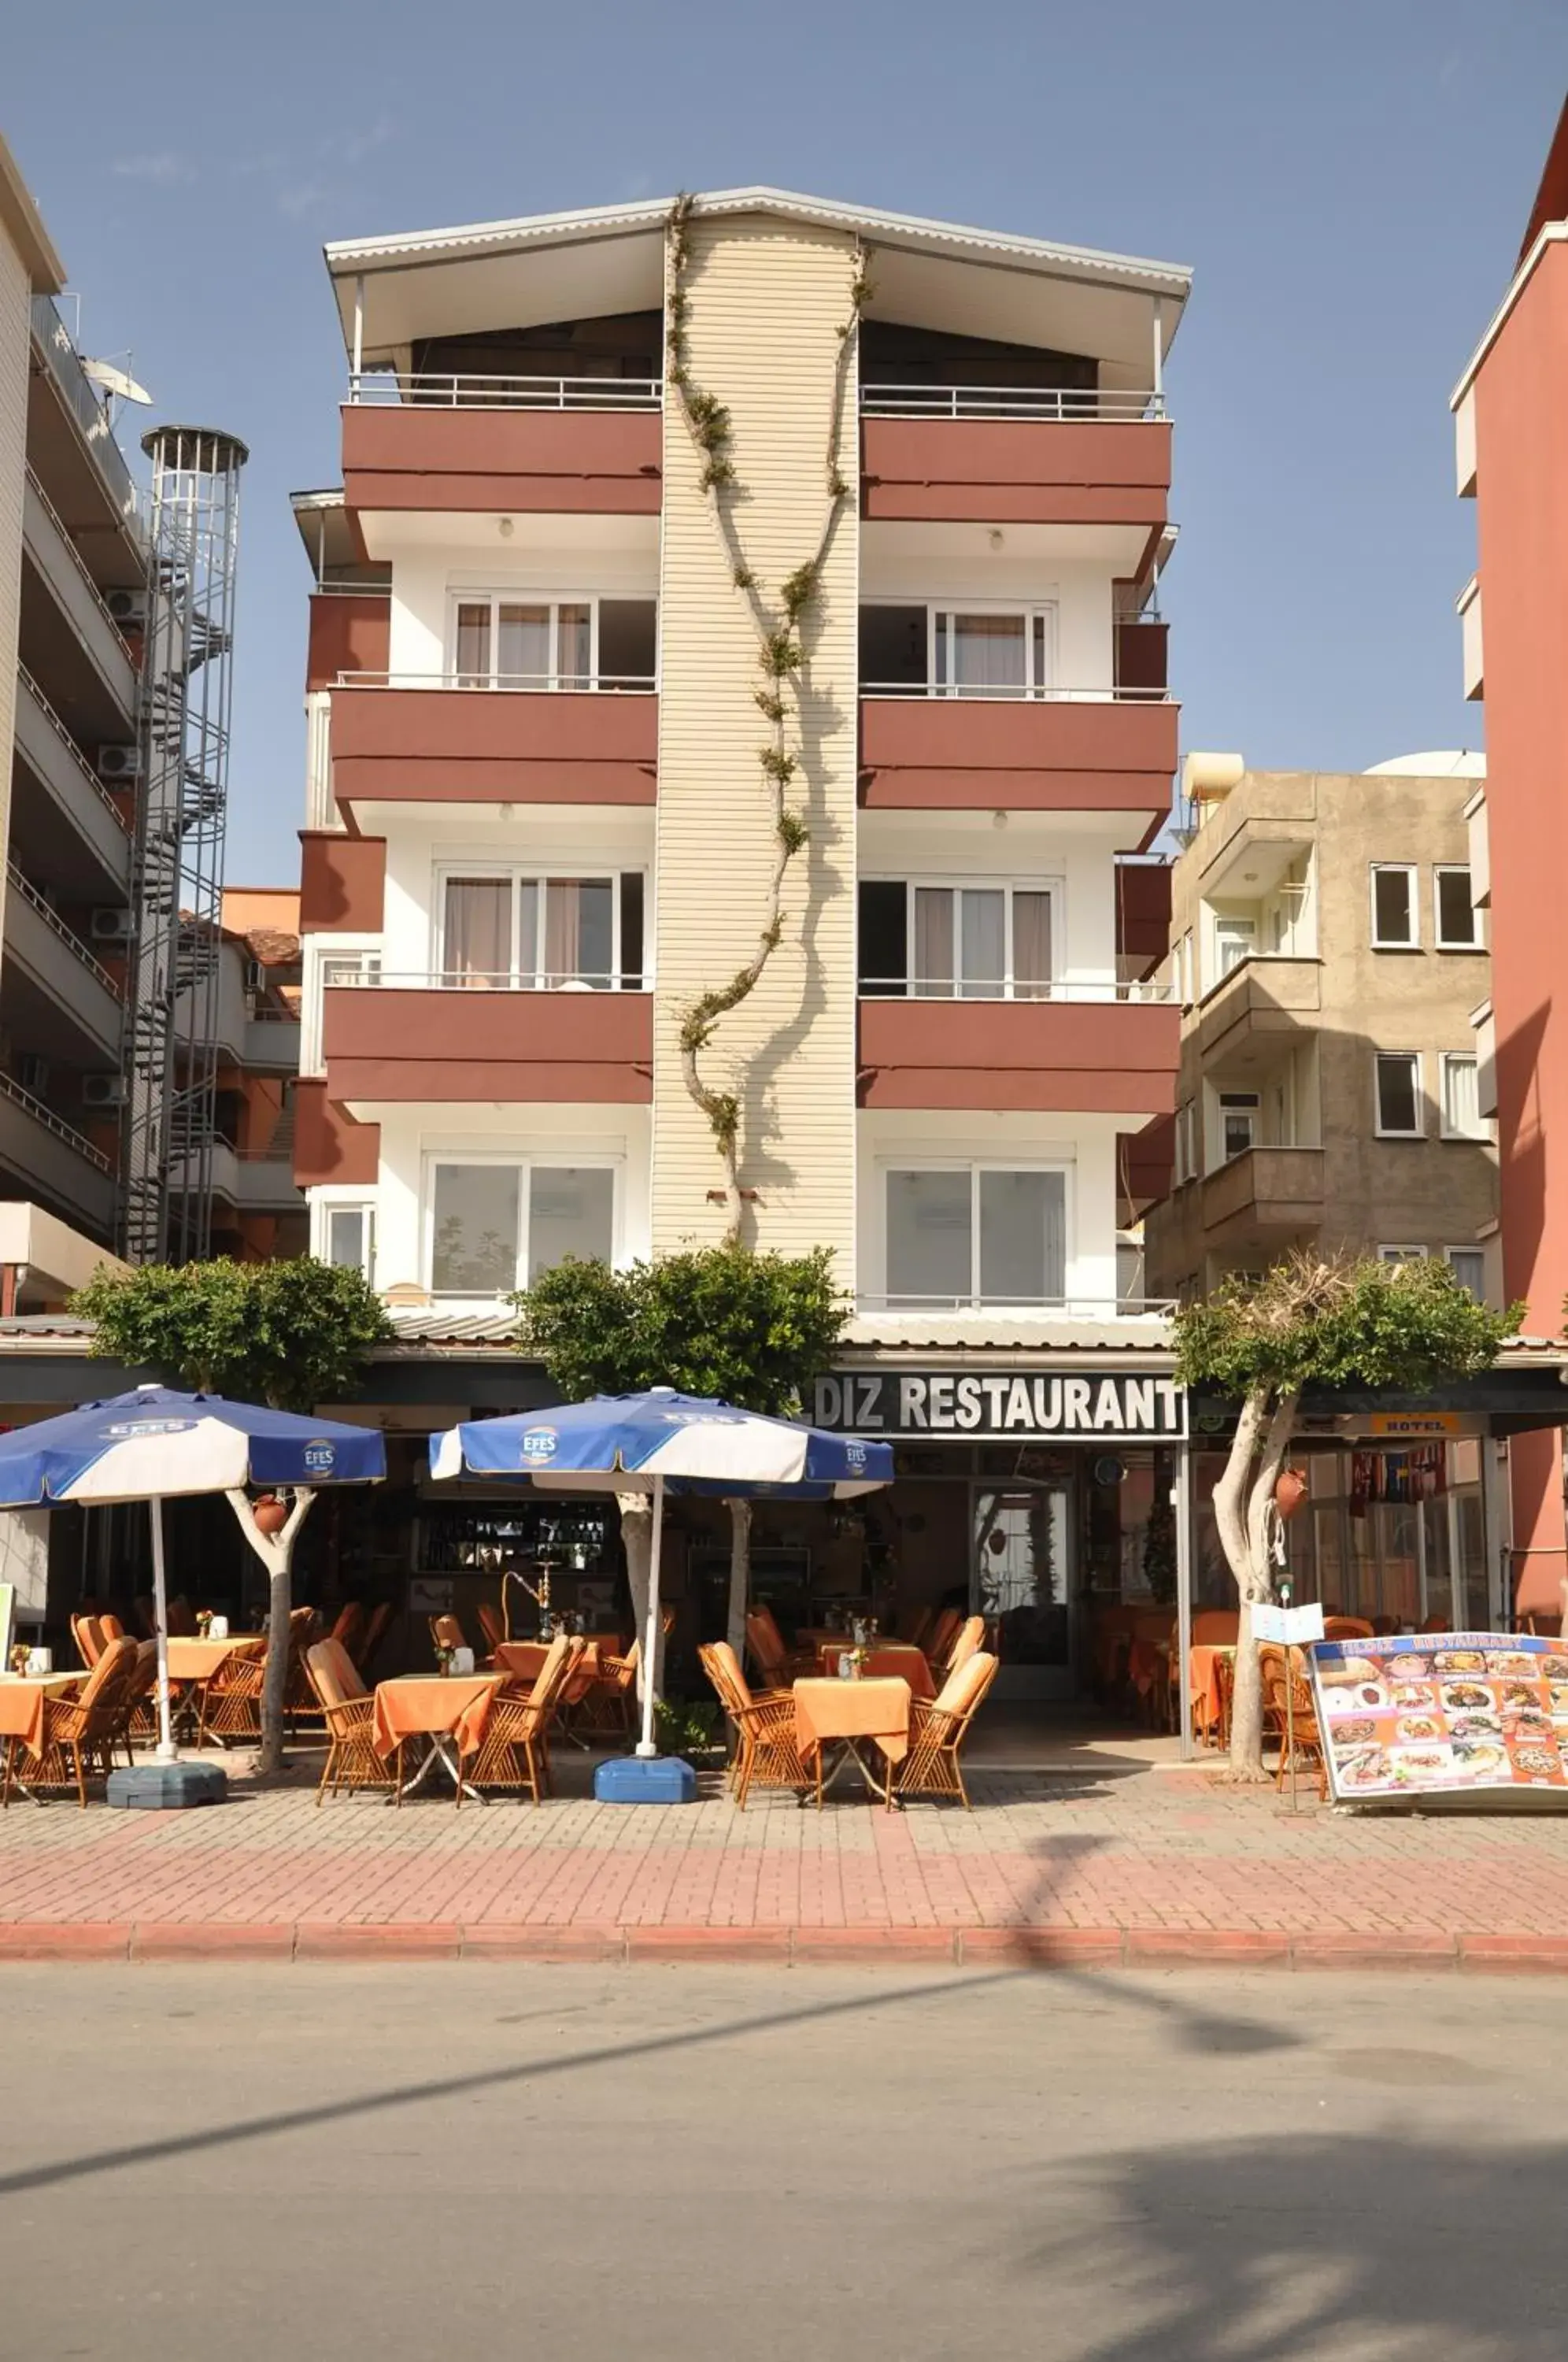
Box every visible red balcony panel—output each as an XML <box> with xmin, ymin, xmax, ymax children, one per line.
<box><xmin>299</xmin><ymin>831</ymin><xmax>386</xmax><ymax>934</ymax></box>
<box><xmin>859</xmin><ymin>695</ymin><xmax>1178</xmax><ymax>818</ymax></box>
<box><xmin>306</xmin><ymin>593</ymin><xmax>390</xmax><ymax>693</ymax></box>
<box><xmin>861</xmin><ymin>418</ymin><xmax>1170</xmax><ymax>527</ymax></box>
<box><xmin>857</xmin><ymin>998</ymin><xmax>1178</xmax><ymax>1115</ymax></box>
<box><xmin>331</xmin><ymin>687</ymin><xmax>658</xmax><ymax>806</ymax></box>
<box><xmin>1115</xmin><ymin>861</ymin><xmax>1172</xmax><ymax>975</ymax></box>
<box><xmin>342</xmin><ymin>405</ymin><xmax>662</xmax><ymax>516</ymax></box>
<box><xmin>294</xmin><ymin>1077</ymin><xmax>380</xmax><ymax>1187</ymax></box>
<box><xmin>324</xmin><ymin>987</ymin><xmax>653</xmax><ymax>1104</ymax></box>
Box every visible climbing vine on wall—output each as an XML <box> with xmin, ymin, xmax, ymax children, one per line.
<box><xmin>664</xmin><ymin>193</ymin><xmax>871</xmax><ymax>1242</ymax></box>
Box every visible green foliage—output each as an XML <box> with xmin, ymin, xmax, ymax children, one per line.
<box><xmin>779</xmin><ymin>561</ymin><xmax>819</xmax><ymax>624</ymax></box>
<box><xmin>753</xmin><ymin>689</ymin><xmax>785</xmax><ymax>724</ymax></box>
<box><xmin>777</xmin><ymin>810</ymin><xmax>808</xmax><ymax>854</ymax></box>
<box><xmin>760</xmin><ymin>630</ymin><xmax>802</xmax><ymax>679</ymax></box>
<box><xmin>72</xmin><ymin>1257</ymin><xmax>392</xmax><ymax>1413</ymax></box>
<box><xmin>512</xmin><ymin>1243</ymin><xmax>847</xmax><ymax>1419</ymax></box>
<box><xmin>1174</xmin><ymin>1253</ymin><xmax>1518</xmax><ymax>1405</ymax></box>
<box><xmin>654</xmin><ymin>1697</ymin><xmax>722</xmax><ymax>1757</ymax></box>
<box><xmin>759</xmin><ymin>746</ymin><xmax>797</xmax><ymax>784</ymax></box>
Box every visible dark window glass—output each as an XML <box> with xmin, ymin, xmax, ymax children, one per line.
<box><xmin>1437</xmin><ymin>868</ymin><xmax>1477</xmax><ymax>946</ymax></box>
<box><xmin>859</xmin><ymin>882</ymin><xmax>908</xmax><ymax>994</ymax></box>
<box><xmin>619</xmin><ymin>873</ymin><xmax>644</xmax><ymax>990</ymax></box>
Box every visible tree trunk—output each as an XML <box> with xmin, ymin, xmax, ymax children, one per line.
<box><xmin>225</xmin><ymin>1488</ymin><xmax>315</xmax><ymax>1778</ymax></box>
<box><xmin>1209</xmin><ymin>1387</ymin><xmax>1301</xmax><ymax>1781</ymax></box>
<box><xmin>725</xmin><ymin>1498</ymin><xmax>752</xmax><ymax>1664</ymax></box>
<box><xmin>618</xmin><ymin>1494</ymin><xmax>656</xmax><ymax>1712</ymax></box>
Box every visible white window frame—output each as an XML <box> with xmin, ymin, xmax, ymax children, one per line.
<box><xmin>1439</xmin><ymin>1050</ymin><xmax>1488</xmax><ymax>1141</ymax></box>
<box><xmin>1374</xmin><ymin>1050</ymin><xmax>1424</xmax><ymax>1138</ymax></box>
<box><xmin>423</xmin><ymin>1150</ymin><xmax>623</xmax><ymax>1298</ymax></box>
<box><xmin>879</xmin><ymin>1157</ymin><xmax>1074</xmax><ymax>1307</ymax></box>
<box><xmin>1212</xmin><ymin>911</ymin><xmax>1256</xmax><ymax>983</ymax></box>
<box><xmin>447</xmin><ymin>591</ymin><xmax>601</xmax><ymax>689</ymax></box>
<box><xmin>433</xmin><ymin>862</ymin><xmax>640</xmax><ymax>990</ymax></box>
<box><xmin>867</xmin><ymin>875</ymin><xmax>1063</xmax><ymax>999</ymax></box>
<box><xmin>312</xmin><ymin>1194</ymin><xmax>377</xmax><ymax>1283</ymax></box>
<box><xmin>301</xmin><ymin>939</ymin><xmax>383</xmax><ymax>1077</ymax></box>
<box><xmin>1370</xmin><ymin>863</ymin><xmax>1419</xmax><ymax>950</ymax></box>
<box><xmin>1218</xmin><ymin>1090</ymin><xmax>1259</xmax><ymax>1163</ymax></box>
<box><xmin>1434</xmin><ymin>864</ymin><xmax>1481</xmax><ymax>950</ymax></box>
<box><xmin>927</xmin><ymin>601</ymin><xmax>1060</xmax><ymax>698</ymax></box>
<box><xmin>1445</xmin><ymin>1246</ymin><xmax>1487</xmax><ymax>1300</ymax></box>
<box><xmin>1378</xmin><ymin>1245</ymin><xmax>1429</xmax><ymax>1266</ymax></box>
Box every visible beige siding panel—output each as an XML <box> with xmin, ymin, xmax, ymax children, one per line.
<box><xmin>653</xmin><ymin>215</ymin><xmax>860</xmax><ymax>1279</ymax></box>
<box><xmin>0</xmin><ymin>220</ymin><xmax>26</xmax><ymax>953</ymax></box>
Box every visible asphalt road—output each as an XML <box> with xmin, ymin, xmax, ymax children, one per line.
<box><xmin>0</xmin><ymin>1962</ymin><xmax>1561</xmax><ymax>2360</ymax></box>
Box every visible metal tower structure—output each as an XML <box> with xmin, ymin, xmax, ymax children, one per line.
<box><xmin>120</xmin><ymin>426</ymin><xmax>247</xmax><ymax>1265</ymax></box>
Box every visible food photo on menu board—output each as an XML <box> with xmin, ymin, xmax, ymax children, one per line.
<box><xmin>1308</xmin><ymin>1634</ymin><xmax>1568</xmax><ymax>1801</ymax></box>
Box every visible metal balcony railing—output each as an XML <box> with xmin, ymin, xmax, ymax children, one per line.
<box><xmin>347</xmin><ymin>370</ymin><xmax>662</xmax><ymax>411</ymax></box>
<box><xmin>24</xmin><ymin>467</ymin><xmax>138</xmax><ymax>655</ymax></box>
<box><xmin>16</xmin><ymin>665</ymin><xmax>131</xmax><ymax>829</ymax></box>
<box><xmin>856</xmin><ymin>1291</ymin><xmax>1177</xmax><ymax>1317</ymax></box>
<box><xmin>858</xmin><ymin>977</ymin><xmax>1176</xmax><ymax>1004</ymax></box>
<box><xmin>325</xmin><ymin>969</ymin><xmax>649</xmax><ymax>994</ymax></box>
<box><xmin>28</xmin><ymin>295</ymin><xmax>143</xmax><ymax>529</ymax></box>
<box><xmin>860</xmin><ymin>681</ymin><xmax>1173</xmax><ymax>703</ymax></box>
<box><xmin>0</xmin><ymin>1071</ymin><xmax>113</xmax><ymax>1173</ymax></box>
<box><xmin>861</xmin><ymin>384</ymin><xmax>1166</xmax><ymax>422</ymax></box>
<box><xmin>335</xmin><ymin>669</ymin><xmax>656</xmax><ymax>694</ymax></box>
<box><xmin>7</xmin><ymin>866</ymin><xmax>120</xmax><ymax>992</ymax></box>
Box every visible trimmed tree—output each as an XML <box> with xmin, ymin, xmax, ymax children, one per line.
<box><xmin>1173</xmin><ymin>1253</ymin><xmax>1516</xmax><ymax>1779</ymax></box>
<box><xmin>71</xmin><ymin>1257</ymin><xmax>391</xmax><ymax>1772</ymax></box>
<box><xmin>513</xmin><ymin>1246</ymin><xmax>846</xmax><ymax>1691</ymax></box>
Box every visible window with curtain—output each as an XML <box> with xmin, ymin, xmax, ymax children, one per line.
<box><xmin>439</xmin><ymin>874</ymin><xmax>623</xmax><ymax>987</ymax></box>
<box><xmin>450</xmin><ymin>596</ymin><xmax>597</xmax><ymax>686</ymax></box>
<box><xmin>907</xmin><ymin>883</ymin><xmax>1056</xmax><ymax>998</ymax></box>
<box><xmin>1440</xmin><ymin>1053</ymin><xmax>1485</xmax><ymax>1139</ymax></box>
<box><xmin>932</xmin><ymin>608</ymin><xmax>1054</xmax><ymax>698</ymax></box>
<box><xmin>886</xmin><ymin>1167</ymin><xmax>1067</xmax><ymax>1306</ymax></box>
<box><xmin>431</xmin><ymin>1163</ymin><xmax>614</xmax><ymax>1294</ymax></box>
<box><xmin>442</xmin><ymin>877</ymin><xmax>515</xmax><ymax>987</ymax></box>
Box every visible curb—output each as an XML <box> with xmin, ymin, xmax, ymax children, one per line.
<box><xmin>5</xmin><ymin>1922</ymin><xmax>1568</xmax><ymax>1971</ymax></box>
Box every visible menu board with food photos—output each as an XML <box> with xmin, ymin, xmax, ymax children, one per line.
<box><xmin>1310</xmin><ymin>1634</ymin><xmax>1568</xmax><ymax>1801</ymax></box>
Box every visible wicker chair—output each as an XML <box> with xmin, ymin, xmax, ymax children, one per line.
<box><xmin>327</xmin><ymin>1602</ymin><xmax>366</xmax><ymax>1660</ymax></box>
<box><xmin>894</xmin><ymin>1650</ymin><xmax>999</xmax><ymax>1810</ymax></box>
<box><xmin>98</xmin><ymin>1612</ymin><xmax>127</xmax><ymax>1643</ymax></box>
<box><xmin>201</xmin><ymin>1609</ymin><xmax>315</xmax><ymax>1747</ymax></box>
<box><xmin>942</xmin><ymin>1614</ymin><xmax>987</xmax><ymax>1678</ymax></box>
<box><xmin>1259</xmin><ymin>1644</ymin><xmax>1327</xmax><ymax>1797</ymax></box>
<box><xmin>470</xmin><ymin>1635</ymin><xmax>582</xmax><ymax>1804</ymax></box>
<box><xmin>120</xmin><ymin>1640</ymin><xmax>161</xmax><ymax>1757</ymax></box>
<box><xmin>699</xmin><ymin>1640</ymin><xmax>807</xmax><ymax>1809</ymax></box>
<box><xmin>476</xmin><ymin>1602</ymin><xmax>504</xmax><ymax>1659</ymax></box>
<box><xmin>924</xmin><ymin>1608</ymin><xmax>963</xmax><ymax>1671</ymax></box>
<box><xmin>744</xmin><ymin>1608</ymin><xmax>812</xmax><ymax>1690</ymax></box>
<box><xmin>353</xmin><ymin>1600</ymin><xmax>395</xmax><ymax>1678</ymax></box>
<box><xmin>2</xmin><ymin>1638</ymin><xmax>135</xmax><ymax>1807</ymax></box>
<box><xmin>1322</xmin><ymin>1616</ymin><xmax>1375</xmax><ymax>1642</ymax></box>
<box><xmin>305</xmin><ymin>1638</ymin><xmax>395</xmax><ymax>1804</ymax></box>
<box><xmin>69</xmin><ymin>1613</ymin><xmax>103</xmax><ymax>1671</ymax></box>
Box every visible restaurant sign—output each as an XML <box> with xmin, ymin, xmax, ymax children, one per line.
<box><xmin>813</xmin><ymin>1368</ymin><xmax>1186</xmax><ymax>1443</ymax></box>
<box><xmin>1311</xmin><ymin>1633</ymin><xmax>1568</xmax><ymax>1802</ymax></box>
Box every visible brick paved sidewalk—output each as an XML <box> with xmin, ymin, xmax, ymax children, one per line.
<box><xmin>7</xmin><ymin>1748</ymin><xmax>1568</xmax><ymax>1968</ymax></box>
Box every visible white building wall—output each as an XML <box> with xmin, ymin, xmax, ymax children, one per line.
<box><xmin>859</xmin><ymin>537</ymin><xmax>1117</xmax><ymax>691</ymax></box>
<box><xmin>856</xmin><ymin>811</ymin><xmax>1125</xmax><ymax>987</ymax></box>
<box><xmin>385</xmin><ymin>531</ymin><xmax>660</xmax><ymax>679</ymax></box>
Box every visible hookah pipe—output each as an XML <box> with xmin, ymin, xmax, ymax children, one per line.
<box><xmin>501</xmin><ymin>1564</ymin><xmax>552</xmax><ymax>1643</ymax></box>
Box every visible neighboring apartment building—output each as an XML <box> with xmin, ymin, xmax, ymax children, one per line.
<box><xmin>206</xmin><ymin>886</ymin><xmax>305</xmax><ymax>1263</ymax></box>
<box><xmin>0</xmin><ymin>137</ymin><xmax>145</xmax><ymax>1252</ymax></box>
<box><xmin>1145</xmin><ymin>756</ymin><xmax>1496</xmax><ymax>1301</ymax></box>
<box><xmin>1450</xmin><ymin>97</ymin><xmax>1568</xmax><ymax>1620</ymax></box>
<box><xmin>289</xmin><ymin>188</ymin><xmax>1191</xmax><ymax>1690</ymax></box>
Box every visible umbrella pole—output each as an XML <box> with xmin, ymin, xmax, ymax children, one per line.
<box><xmin>150</xmin><ymin>1497</ymin><xmax>176</xmax><ymax>1764</ymax></box>
<box><xmin>635</xmin><ymin>1473</ymin><xmax>664</xmax><ymax>1760</ymax></box>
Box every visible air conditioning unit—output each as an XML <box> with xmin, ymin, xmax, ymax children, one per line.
<box><xmin>105</xmin><ymin>587</ymin><xmax>148</xmax><ymax>629</ymax></box>
<box><xmin>83</xmin><ymin>1074</ymin><xmax>127</xmax><ymax>1109</ymax></box>
<box><xmin>96</xmin><ymin>745</ymin><xmax>142</xmax><ymax>783</ymax></box>
<box><xmin>18</xmin><ymin>1055</ymin><xmax>49</xmax><ymax>1097</ymax></box>
<box><xmin>90</xmin><ymin>906</ymin><xmax>134</xmax><ymax>942</ymax></box>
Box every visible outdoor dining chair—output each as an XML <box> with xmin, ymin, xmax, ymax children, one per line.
<box><xmin>352</xmin><ymin>1600</ymin><xmax>395</xmax><ymax>1677</ymax></box>
<box><xmin>201</xmin><ymin>1607</ymin><xmax>316</xmax><ymax>1747</ymax></box>
<box><xmin>471</xmin><ymin>1634</ymin><xmax>582</xmax><ymax>1804</ymax></box>
<box><xmin>745</xmin><ymin>1607</ymin><xmax>812</xmax><ymax>1688</ymax></box>
<box><xmin>327</xmin><ymin>1602</ymin><xmax>366</xmax><ymax>1660</ymax></box>
<box><xmin>924</xmin><ymin>1607</ymin><xmax>963</xmax><ymax>1669</ymax></box>
<box><xmin>305</xmin><ymin>1638</ymin><xmax>397</xmax><ymax>1804</ymax></box>
<box><xmin>1322</xmin><ymin>1616</ymin><xmax>1375</xmax><ymax>1641</ymax></box>
<box><xmin>700</xmin><ymin>1640</ymin><xmax>808</xmax><ymax>1809</ymax></box>
<box><xmin>476</xmin><ymin>1602</ymin><xmax>504</xmax><ymax>1659</ymax></box>
<box><xmin>1259</xmin><ymin>1645</ymin><xmax>1328</xmax><ymax>1797</ymax></box>
<box><xmin>429</xmin><ymin>1612</ymin><xmax>468</xmax><ymax>1659</ymax></box>
<box><xmin>118</xmin><ymin>1640</ymin><xmax>160</xmax><ymax>1760</ymax></box>
<box><xmin>2</xmin><ymin>1637</ymin><xmax>135</xmax><ymax>1809</ymax></box>
<box><xmin>894</xmin><ymin>1649</ymin><xmax>999</xmax><ymax>1810</ymax></box>
<box><xmin>69</xmin><ymin>1613</ymin><xmax>103</xmax><ymax>1669</ymax></box>
<box><xmin>942</xmin><ymin>1614</ymin><xmax>987</xmax><ymax>1677</ymax></box>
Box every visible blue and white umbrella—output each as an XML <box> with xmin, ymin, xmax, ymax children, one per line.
<box><xmin>431</xmin><ymin>1387</ymin><xmax>893</xmax><ymax>1755</ymax></box>
<box><xmin>0</xmin><ymin>1386</ymin><xmax>385</xmax><ymax>1760</ymax></box>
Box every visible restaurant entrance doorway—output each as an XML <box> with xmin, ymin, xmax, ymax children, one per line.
<box><xmin>971</xmin><ymin>1480</ymin><xmax>1074</xmax><ymax>1701</ymax></box>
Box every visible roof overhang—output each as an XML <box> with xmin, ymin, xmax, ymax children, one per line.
<box><xmin>0</xmin><ymin>135</ymin><xmax>64</xmax><ymax>293</ymax></box>
<box><xmin>323</xmin><ymin>185</ymin><xmax>1191</xmax><ymax>379</ymax></box>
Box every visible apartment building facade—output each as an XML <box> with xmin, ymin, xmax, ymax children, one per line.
<box><xmin>290</xmin><ymin>187</ymin><xmax>1189</xmax><ymax>1690</ymax></box>
<box><xmin>1450</xmin><ymin>98</ymin><xmax>1568</xmax><ymax>1621</ymax></box>
<box><xmin>0</xmin><ymin>138</ymin><xmax>145</xmax><ymax>1250</ymax></box>
<box><xmin>1145</xmin><ymin>757</ymin><xmax>1496</xmax><ymax>1301</ymax></box>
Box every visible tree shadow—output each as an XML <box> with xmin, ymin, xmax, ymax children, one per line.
<box><xmin>1023</xmin><ymin>2127</ymin><xmax>1568</xmax><ymax>2359</ymax></box>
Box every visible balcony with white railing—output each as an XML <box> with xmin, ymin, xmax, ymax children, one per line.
<box><xmin>20</xmin><ymin>469</ymin><xmax>139</xmax><ymax>733</ymax></box>
<box><xmin>13</xmin><ymin>664</ymin><xmax>132</xmax><ymax>897</ymax></box>
<box><xmin>0</xmin><ymin>1070</ymin><xmax>116</xmax><ymax>1236</ymax></box>
<box><xmin>28</xmin><ymin>294</ymin><xmax>143</xmax><ymax>541</ymax></box>
<box><xmin>342</xmin><ymin>371</ymin><xmax>664</xmax><ymax>517</ymax></box>
<box><xmin>2</xmin><ymin>865</ymin><xmax>124</xmax><ymax>1062</ymax></box>
<box><xmin>860</xmin><ymin>382</ymin><xmax>1172</xmax><ymax>528</ymax></box>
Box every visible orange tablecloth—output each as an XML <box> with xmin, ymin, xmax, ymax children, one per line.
<box><xmin>0</xmin><ymin>1672</ymin><xmax>82</xmax><ymax>1760</ymax></box>
<box><xmin>815</xmin><ymin>1642</ymin><xmax>934</xmax><ymax>1700</ymax></box>
<box><xmin>1189</xmin><ymin>1645</ymin><xmax>1237</xmax><ymax>1735</ymax></box>
<box><xmin>494</xmin><ymin>1640</ymin><xmax>604</xmax><ymax>1705</ymax></box>
<box><xmin>793</xmin><ymin>1676</ymin><xmax>913</xmax><ymax>1767</ymax></box>
<box><xmin>371</xmin><ymin>1674</ymin><xmax>503</xmax><ymax>1762</ymax></box>
<box><xmin>165</xmin><ymin>1636</ymin><xmax>265</xmax><ymax>1683</ymax></box>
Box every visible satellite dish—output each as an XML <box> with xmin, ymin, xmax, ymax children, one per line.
<box><xmin>81</xmin><ymin>359</ymin><xmax>153</xmax><ymax>406</ymax></box>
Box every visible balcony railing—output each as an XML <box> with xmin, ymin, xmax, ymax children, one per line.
<box><xmin>335</xmin><ymin>670</ymin><xmax>656</xmax><ymax>694</ymax></box>
<box><xmin>7</xmin><ymin>867</ymin><xmax>120</xmax><ymax>992</ymax></box>
<box><xmin>327</xmin><ymin>969</ymin><xmax>649</xmax><ymax>994</ymax></box>
<box><xmin>347</xmin><ymin>370</ymin><xmax>663</xmax><ymax>411</ymax></box>
<box><xmin>860</xmin><ymin>682</ymin><xmax>1172</xmax><ymax>703</ymax></box>
<box><xmin>859</xmin><ymin>977</ymin><xmax>1175</xmax><ymax>1004</ymax></box>
<box><xmin>24</xmin><ymin>467</ymin><xmax>138</xmax><ymax>655</ymax></box>
<box><xmin>857</xmin><ymin>1291</ymin><xmax>1176</xmax><ymax>1318</ymax></box>
<box><xmin>861</xmin><ymin>384</ymin><xmax>1166</xmax><ymax>422</ymax></box>
<box><xmin>15</xmin><ymin>665</ymin><xmax>131</xmax><ymax>830</ymax></box>
<box><xmin>28</xmin><ymin>295</ymin><xmax>142</xmax><ymax>529</ymax></box>
<box><xmin>0</xmin><ymin>1071</ymin><xmax>113</xmax><ymax>1174</ymax></box>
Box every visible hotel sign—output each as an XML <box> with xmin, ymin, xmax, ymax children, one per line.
<box><xmin>813</xmin><ymin>1369</ymin><xmax>1186</xmax><ymax>1443</ymax></box>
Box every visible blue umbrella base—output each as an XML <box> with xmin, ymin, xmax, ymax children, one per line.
<box><xmin>594</xmin><ymin>1756</ymin><xmax>697</xmax><ymax>1805</ymax></box>
<box><xmin>107</xmin><ymin>1763</ymin><xmax>228</xmax><ymax>1811</ymax></box>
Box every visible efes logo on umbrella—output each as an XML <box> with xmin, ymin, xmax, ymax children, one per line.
<box><xmin>520</xmin><ymin>1425</ymin><xmax>559</xmax><ymax>1464</ymax></box>
<box><xmin>845</xmin><ymin>1439</ymin><xmax>867</xmax><ymax>1472</ymax></box>
<box><xmin>303</xmin><ymin>1442</ymin><xmax>337</xmax><ymax>1477</ymax></box>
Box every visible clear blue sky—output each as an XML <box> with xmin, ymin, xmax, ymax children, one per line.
<box><xmin>8</xmin><ymin>1</ymin><xmax>1565</xmax><ymax>880</ymax></box>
